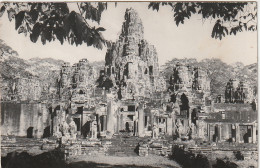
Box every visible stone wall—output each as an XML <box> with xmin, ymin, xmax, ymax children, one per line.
<box><xmin>1</xmin><ymin>102</ymin><xmax>50</xmax><ymax>138</ymax></box>
<box><xmin>139</xmin><ymin>140</ymin><xmax>173</xmax><ymax>157</ymax></box>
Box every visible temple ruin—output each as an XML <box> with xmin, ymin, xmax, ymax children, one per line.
<box><xmin>1</xmin><ymin>8</ymin><xmax>258</xmax><ymax>160</ymax></box>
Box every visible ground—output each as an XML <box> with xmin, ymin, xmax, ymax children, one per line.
<box><xmin>67</xmin><ymin>154</ymin><xmax>181</xmax><ymax>168</ymax></box>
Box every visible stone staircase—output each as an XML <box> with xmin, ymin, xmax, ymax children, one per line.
<box><xmin>1</xmin><ymin>137</ymin><xmax>45</xmax><ymax>156</ymax></box>
<box><xmin>106</xmin><ymin>134</ymin><xmax>149</xmax><ymax>157</ymax></box>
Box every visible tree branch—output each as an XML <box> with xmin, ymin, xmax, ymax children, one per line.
<box><xmin>77</xmin><ymin>2</ymin><xmax>91</xmax><ymax>28</ymax></box>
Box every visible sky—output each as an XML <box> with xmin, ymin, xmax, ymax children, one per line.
<box><xmin>0</xmin><ymin>2</ymin><xmax>257</xmax><ymax>66</ymax></box>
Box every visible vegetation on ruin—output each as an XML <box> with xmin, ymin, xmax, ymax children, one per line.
<box><xmin>0</xmin><ymin>2</ymin><xmax>257</xmax><ymax>48</ymax></box>
<box><xmin>162</xmin><ymin>58</ymin><xmax>257</xmax><ymax>98</ymax></box>
<box><xmin>0</xmin><ymin>40</ymin><xmax>257</xmax><ymax>100</ymax></box>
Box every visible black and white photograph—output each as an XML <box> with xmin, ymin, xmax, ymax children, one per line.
<box><xmin>0</xmin><ymin>1</ymin><xmax>258</xmax><ymax>168</ymax></box>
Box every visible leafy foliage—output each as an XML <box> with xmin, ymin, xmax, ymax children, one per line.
<box><xmin>0</xmin><ymin>40</ymin><xmax>66</xmax><ymax>100</ymax></box>
<box><xmin>0</xmin><ymin>39</ymin><xmax>18</xmax><ymax>57</ymax></box>
<box><xmin>0</xmin><ymin>5</ymin><xmax>5</xmax><ymax>17</ymax></box>
<box><xmin>0</xmin><ymin>2</ymin><xmax>256</xmax><ymax>47</ymax></box>
<box><xmin>0</xmin><ymin>2</ymin><xmax>108</xmax><ymax>48</ymax></box>
<box><xmin>173</xmin><ymin>3</ymin><xmax>197</xmax><ymax>26</ymax></box>
<box><xmin>148</xmin><ymin>2</ymin><xmax>257</xmax><ymax>40</ymax></box>
<box><xmin>80</xmin><ymin>2</ymin><xmax>107</xmax><ymax>24</ymax></box>
<box><xmin>211</xmin><ymin>20</ymin><xmax>228</xmax><ymax>40</ymax></box>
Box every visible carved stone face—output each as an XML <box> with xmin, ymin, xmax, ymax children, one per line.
<box><xmin>176</xmin><ymin>119</ymin><xmax>182</xmax><ymax>127</ymax></box>
<box><xmin>162</xmin><ymin>103</ymin><xmax>167</xmax><ymax>111</ymax></box>
<box><xmin>92</xmin><ymin>115</ymin><xmax>96</xmax><ymax>121</ymax></box>
<box><xmin>66</xmin><ymin>115</ymin><xmax>73</xmax><ymax>124</ymax></box>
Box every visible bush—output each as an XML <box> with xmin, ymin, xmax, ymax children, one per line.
<box><xmin>233</xmin><ymin>151</ymin><xmax>244</xmax><ymax>160</ymax></box>
<box><xmin>1</xmin><ymin>149</ymin><xmax>67</xmax><ymax>168</ymax></box>
<box><xmin>194</xmin><ymin>154</ymin><xmax>211</xmax><ymax>168</ymax></box>
<box><xmin>170</xmin><ymin>145</ymin><xmax>211</xmax><ymax>168</ymax></box>
<box><xmin>213</xmin><ymin>158</ymin><xmax>238</xmax><ymax>168</ymax></box>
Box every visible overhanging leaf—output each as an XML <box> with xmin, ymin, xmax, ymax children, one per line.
<box><xmin>54</xmin><ymin>26</ymin><xmax>66</xmax><ymax>44</ymax></box>
<box><xmin>18</xmin><ymin>26</ymin><xmax>24</xmax><ymax>34</ymax></box>
<box><xmin>30</xmin><ymin>22</ymin><xmax>42</xmax><ymax>43</ymax></box>
<box><xmin>7</xmin><ymin>8</ymin><xmax>16</xmax><ymax>21</ymax></box>
<box><xmin>96</xmin><ymin>27</ymin><xmax>106</xmax><ymax>32</ymax></box>
<box><xmin>81</xmin><ymin>2</ymin><xmax>107</xmax><ymax>24</ymax></box>
<box><xmin>0</xmin><ymin>5</ymin><xmax>5</xmax><ymax>17</ymax></box>
<box><xmin>148</xmin><ymin>2</ymin><xmax>160</xmax><ymax>11</ymax></box>
<box><xmin>29</xmin><ymin>9</ymin><xmax>38</xmax><ymax>23</ymax></box>
<box><xmin>15</xmin><ymin>11</ymin><xmax>25</xmax><ymax>30</ymax></box>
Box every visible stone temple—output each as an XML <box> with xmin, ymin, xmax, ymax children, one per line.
<box><xmin>97</xmin><ymin>8</ymin><xmax>168</xmax><ymax>137</ymax></box>
<box><xmin>101</xmin><ymin>8</ymin><xmax>165</xmax><ymax>99</ymax></box>
<box><xmin>1</xmin><ymin>8</ymin><xmax>258</xmax><ymax>159</ymax></box>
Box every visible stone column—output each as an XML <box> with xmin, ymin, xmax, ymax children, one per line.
<box><xmin>120</xmin><ymin>114</ymin><xmax>123</xmax><ymax>132</ymax></box>
<box><xmin>235</xmin><ymin>123</ymin><xmax>240</xmax><ymax>143</ymax></box>
<box><xmin>166</xmin><ymin>117</ymin><xmax>173</xmax><ymax>136</ymax></box>
<box><xmin>79</xmin><ymin>117</ymin><xmax>82</xmax><ymax>133</ymax></box>
<box><xmin>90</xmin><ymin>121</ymin><xmax>93</xmax><ymax>138</ymax></box>
<box><xmin>134</xmin><ymin>121</ymin><xmax>138</xmax><ymax>136</ymax></box>
<box><xmin>107</xmin><ymin>100</ymin><xmax>115</xmax><ymax>134</ymax></box>
<box><xmin>218</xmin><ymin>124</ymin><xmax>222</xmax><ymax>142</ymax></box>
<box><xmin>248</xmin><ymin>126</ymin><xmax>253</xmax><ymax>143</ymax></box>
<box><xmin>188</xmin><ymin>106</ymin><xmax>193</xmax><ymax>126</ymax></box>
<box><xmin>97</xmin><ymin>115</ymin><xmax>101</xmax><ymax>133</ymax></box>
<box><xmin>172</xmin><ymin>114</ymin><xmax>176</xmax><ymax>136</ymax></box>
<box><xmin>103</xmin><ymin>115</ymin><xmax>107</xmax><ymax>131</ymax></box>
<box><xmin>147</xmin><ymin>116</ymin><xmax>150</xmax><ymax>129</ymax></box>
<box><xmin>222</xmin><ymin>124</ymin><xmax>229</xmax><ymax>140</ymax></box>
<box><xmin>252</xmin><ymin>124</ymin><xmax>257</xmax><ymax>143</ymax></box>
<box><xmin>138</xmin><ymin>103</ymin><xmax>145</xmax><ymax>137</ymax></box>
<box><xmin>116</xmin><ymin>114</ymin><xmax>120</xmax><ymax>133</ymax></box>
<box><xmin>207</xmin><ymin>124</ymin><xmax>211</xmax><ymax>141</ymax></box>
<box><xmin>92</xmin><ymin>121</ymin><xmax>97</xmax><ymax>139</ymax></box>
<box><xmin>34</xmin><ymin>104</ymin><xmax>43</xmax><ymax>138</ymax></box>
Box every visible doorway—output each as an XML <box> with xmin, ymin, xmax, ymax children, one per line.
<box><xmin>74</xmin><ymin>118</ymin><xmax>81</xmax><ymax>132</ymax></box>
<box><xmin>180</xmin><ymin>93</ymin><xmax>189</xmax><ymax>117</ymax></box>
<box><xmin>27</xmin><ymin>127</ymin><xmax>34</xmax><ymax>138</ymax></box>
